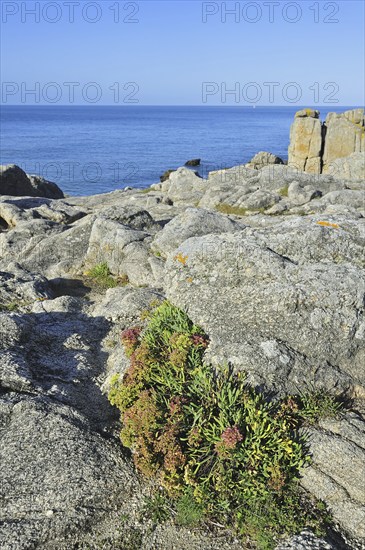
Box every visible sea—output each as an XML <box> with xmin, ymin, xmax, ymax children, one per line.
<box><xmin>0</xmin><ymin>105</ymin><xmax>354</xmax><ymax>196</ymax></box>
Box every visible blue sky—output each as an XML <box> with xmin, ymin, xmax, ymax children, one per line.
<box><xmin>1</xmin><ymin>0</ymin><xmax>364</xmax><ymax>105</ymax></box>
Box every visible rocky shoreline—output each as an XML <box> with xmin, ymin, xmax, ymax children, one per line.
<box><xmin>0</xmin><ymin>109</ymin><xmax>364</xmax><ymax>550</ymax></box>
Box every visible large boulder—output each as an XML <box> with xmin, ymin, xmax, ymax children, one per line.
<box><xmin>246</xmin><ymin>151</ymin><xmax>284</xmax><ymax>170</ymax></box>
<box><xmin>0</xmin><ymin>165</ymin><xmax>64</xmax><ymax>199</ymax></box>
<box><xmin>198</xmin><ymin>163</ymin><xmax>348</xmax><ymax>214</ymax></box>
<box><xmin>287</xmin><ymin>181</ymin><xmax>322</xmax><ymax>206</ymax></box>
<box><xmin>198</xmin><ymin>164</ymin><xmax>261</xmax><ymax>210</ymax></box>
<box><xmin>322</xmin><ymin>109</ymin><xmax>364</xmax><ymax>173</ymax></box>
<box><xmin>0</xmin><ymin>395</ymin><xmax>138</xmax><ymax>550</ymax></box>
<box><xmin>162</xmin><ymin>215</ymin><xmax>365</xmax><ymax>547</ymax></box>
<box><xmin>288</xmin><ymin>110</ymin><xmax>322</xmax><ymax>174</ymax></box>
<box><xmin>164</xmin><ymin>218</ymin><xmax>365</xmax><ymax>398</ymax></box>
<box><xmin>159</xmin><ymin>167</ymin><xmax>208</xmax><ymax>205</ymax></box>
<box><xmin>151</xmin><ymin>207</ymin><xmax>244</xmax><ymax>257</ymax></box>
<box><xmin>84</xmin><ymin>216</ymin><xmax>164</xmax><ymax>287</ymax></box>
<box><xmin>16</xmin><ymin>215</ymin><xmax>96</xmax><ymax>278</ymax></box>
<box><xmin>287</xmin><ymin>108</ymin><xmax>364</xmax><ymax>179</ymax></box>
<box><xmin>0</xmin><ymin>196</ymin><xmax>85</xmax><ymax>229</ymax></box>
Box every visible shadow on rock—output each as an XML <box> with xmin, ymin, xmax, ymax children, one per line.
<box><xmin>0</xmin><ymin>306</ymin><xmax>116</xmax><ymax>433</ymax></box>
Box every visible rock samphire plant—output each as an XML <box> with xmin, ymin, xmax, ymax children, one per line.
<box><xmin>109</xmin><ymin>301</ymin><xmax>332</xmax><ymax>549</ymax></box>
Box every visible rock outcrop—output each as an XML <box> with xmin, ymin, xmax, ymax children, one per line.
<box><xmin>323</xmin><ymin>109</ymin><xmax>365</xmax><ymax>173</ymax></box>
<box><xmin>288</xmin><ymin>109</ymin><xmax>323</xmax><ymax>174</ymax></box>
<box><xmin>246</xmin><ymin>151</ymin><xmax>284</xmax><ymax>170</ymax></box>
<box><xmin>1</xmin><ymin>114</ymin><xmax>365</xmax><ymax>549</ymax></box>
<box><xmin>163</xmin><ymin>218</ymin><xmax>365</xmax><ymax>400</ymax></box>
<box><xmin>288</xmin><ymin>108</ymin><xmax>365</xmax><ymax>178</ymax></box>
<box><xmin>0</xmin><ymin>165</ymin><xmax>64</xmax><ymax>199</ymax></box>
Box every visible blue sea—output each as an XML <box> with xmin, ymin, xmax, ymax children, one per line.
<box><xmin>0</xmin><ymin>105</ymin><xmax>353</xmax><ymax>196</ymax></box>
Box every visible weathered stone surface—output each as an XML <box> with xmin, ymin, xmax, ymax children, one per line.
<box><xmin>288</xmin><ymin>110</ymin><xmax>323</xmax><ymax>174</ymax></box>
<box><xmin>243</xmin><ymin>189</ymin><xmax>281</xmax><ymax>209</ymax></box>
<box><xmin>287</xmin><ymin>108</ymin><xmax>364</xmax><ymax>178</ymax></box>
<box><xmin>160</xmin><ymin>167</ymin><xmax>208</xmax><ymax>205</ymax></box>
<box><xmin>0</xmin><ymin>219</ymin><xmax>65</xmax><ymax>269</ymax></box>
<box><xmin>246</xmin><ymin>151</ymin><xmax>284</xmax><ymax>169</ymax></box>
<box><xmin>324</xmin><ymin>151</ymin><xmax>365</xmax><ymax>181</ymax></box>
<box><xmin>160</xmin><ymin>168</ymin><xmax>176</xmax><ymax>182</ymax></box>
<box><xmin>276</xmin><ymin>530</ymin><xmax>334</xmax><ymax>550</ymax></box>
<box><xmin>0</xmin><ymin>292</ymin><xmax>142</xmax><ymax>550</ymax></box>
<box><xmin>300</xmin><ymin>413</ymin><xmax>365</xmax><ymax>547</ymax></box>
<box><xmin>317</xmin><ymin>189</ymin><xmax>365</xmax><ymax>210</ymax></box>
<box><xmin>84</xmin><ymin>217</ymin><xmax>160</xmax><ymax>286</ymax></box>
<box><xmin>164</xmin><ymin>223</ymin><xmax>365</xmax><ymax>398</ymax></box>
<box><xmin>323</xmin><ymin>109</ymin><xmax>364</xmax><ymax>172</ymax></box>
<box><xmin>34</xmin><ymin>200</ymin><xmax>86</xmax><ymax>224</ymax></box>
<box><xmin>248</xmin><ymin>215</ymin><xmax>365</xmax><ymax>268</ymax></box>
<box><xmin>97</xmin><ymin>205</ymin><xmax>160</xmax><ymax>232</ymax></box>
<box><xmin>152</xmin><ymin>207</ymin><xmax>244</xmax><ymax>256</ymax></box>
<box><xmin>19</xmin><ymin>214</ymin><xmax>96</xmax><ymax>278</ymax></box>
<box><xmin>198</xmin><ymin>164</ymin><xmax>260</xmax><ymax>210</ymax></box>
<box><xmin>0</xmin><ymin>165</ymin><xmax>64</xmax><ymax>199</ymax></box>
<box><xmin>295</xmin><ymin>109</ymin><xmax>320</xmax><ymax>119</ymax></box>
<box><xmin>0</xmin><ymin>395</ymin><xmax>138</xmax><ymax>550</ymax></box>
<box><xmin>0</xmin><ymin>264</ymin><xmax>53</xmax><ymax>310</ymax></box>
<box><xmin>287</xmin><ymin>181</ymin><xmax>322</xmax><ymax>205</ymax></box>
<box><xmin>198</xmin><ymin>162</ymin><xmax>351</xmax><ymax>215</ymax></box>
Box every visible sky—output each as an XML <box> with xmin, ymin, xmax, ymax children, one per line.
<box><xmin>0</xmin><ymin>0</ymin><xmax>364</xmax><ymax>106</ymax></box>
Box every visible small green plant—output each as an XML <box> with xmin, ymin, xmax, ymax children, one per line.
<box><xmin>109</xmin><ymin>302</ymin><xmax>331</xmax><ymax>549</ymax></box>
<box><xmin>175</xmin><ymin>488</ymin><xmax>204</xmax><ymax>526</ymax></box>
<box><xmin>0</xmin><ymin>301</ymin><xmax>20</xmax><ymax>312</ymax></box>
<box><xmin>141</xmin><ymin>493</ymin><xmax>170</xmax><ymax>524</ymax></box>
<box><xmin>296</xmin><ymin>389</ymin><xmax>343</xmax><ymax>425</ymax></box>
<box><xmin>0</xmin><ymin>299</ymin><xmax>33</xmax><ymax>312</ymax></box>
<box><xmin>139</xmin><ymin>186</ymin><xmax>154</xmax><ymax>194</ymax></box>
<box><xmin>215</xmin><ymin>203</ymin><xmax>248</xmax><ymax>216</ymax></box>
<box><xmin>119</xmin><ymin>512</ymin><xmax>130</xmax><ymax>524</ymax></box>
<box><xmin>279</xmin><ymin>185</ymin><xmax>289</xmax><ymax>197</ymax></box>
<box><xmin>85</xmin><ymin>263</ymin><xmax>122</xmax><ymax>289</ymax></box>
<box><xmin>216</xmin><ymin>204</ymin><xmax>268</xmax><ymax>216</ymax></box>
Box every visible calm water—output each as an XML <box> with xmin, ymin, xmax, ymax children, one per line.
<box><xmin>0</xmin><ymin>105</ymin><xmax>352</xmax><ymax>196</ymax></box>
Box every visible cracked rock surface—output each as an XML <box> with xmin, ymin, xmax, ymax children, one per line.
<box><xmin>1</xmin><ymin>142</ymin><xmax>364</xmax><ymax>548</ymax></box>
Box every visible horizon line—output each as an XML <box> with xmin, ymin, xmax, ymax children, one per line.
<box><xmin>1</xmin><ymin>104</ymin><xmax>363</xmax><ymax>108</ymax></box>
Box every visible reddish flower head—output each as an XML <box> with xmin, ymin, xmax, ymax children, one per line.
<box><xmin>190</xmin><ymin>334</ymin><xmax>209</xmax><ymax>349</ymax></box>
<box><xmin>215</xmin><ymin>425</ymin><xmax>243</xmax><ymax>456</ymax></box>
<box><xmin>121</xmin><ymin>327</ymin><xmax>141</xmax><ymax>354</ymax></box>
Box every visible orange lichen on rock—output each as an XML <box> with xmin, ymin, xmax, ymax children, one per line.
<box><xmin>316</xmin><ymin>221</ymin><xmax>340</xmax><ymax>229</ymax></box>
<box><xmin>174</xmin><ymin>252</ymin><xmax>188</xmax><ymax>265</ymax></box>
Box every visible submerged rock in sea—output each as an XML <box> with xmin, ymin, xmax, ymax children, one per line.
<box><xmin>185</xmin><ymin>158</ymin><xmax>201</xmax><ymax>166</ymax></box>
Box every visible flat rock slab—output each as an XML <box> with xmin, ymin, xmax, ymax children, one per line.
<box><xmin>164</xmin><ymin>221</ymin><xmax>365</xmax><ymax>397</ymax></box>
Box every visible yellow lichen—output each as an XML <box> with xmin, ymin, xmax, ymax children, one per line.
<box><xmin>174</xmin><ymin>253</ymin><xmax>188</xmax><ymax>266</ymax></box>
<box><xmin>316</xmin><ymin>221</ymin><xmax>339</xmax><ymax>229</ymax></box>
